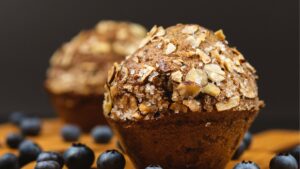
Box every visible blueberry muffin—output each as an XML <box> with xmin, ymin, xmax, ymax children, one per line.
<box><xmin>45</xmin><ymin>20</ymin><xmax>147</xmax><ymax>131</ymax></box>
<box><xmin>103</xmin><ymin>24</ymin><xmax>264</xmax><ymax>169</ymax></box>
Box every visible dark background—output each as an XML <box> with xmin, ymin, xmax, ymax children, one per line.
<box><xmin>0</xmin><ymin>0</ymin><xmax>298</xmax><ymax>132</ymax></box>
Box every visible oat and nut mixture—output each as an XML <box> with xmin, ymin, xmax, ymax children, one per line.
<box><xmin>46</xmin><ymin>20</ymin><xmax>147</xmax><ymax>95</ymax></box>
<box><xmin>104</xmin><ymin>24</ymin><xmax>263</xmax><ymax>121</ymax></box>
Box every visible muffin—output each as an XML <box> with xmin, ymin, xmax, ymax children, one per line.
<box><xmin>103</xmin><ymin>24</ymin><xmax>264</xmax><ymax>169</ymax></box>
<box><xmin>45</xmin><ymin>20</ymin><xmax>147</xmax><ymax>131</ymax></box>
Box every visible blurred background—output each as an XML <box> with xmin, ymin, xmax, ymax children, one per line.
<box><xmin>0</xmin><ymin>0</ymin><xmax>298</xmax><ymax>132</ymax></box>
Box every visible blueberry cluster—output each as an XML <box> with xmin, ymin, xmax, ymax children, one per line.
<box><xmin>232</xmin><ymin>145</ymin><xmax>299</xmax><ymax>169</ymax></box>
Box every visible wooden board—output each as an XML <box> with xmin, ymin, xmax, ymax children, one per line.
<box><xmin>0</xmin><ymin>119</ymin><xmax>299</xmax><ymax>169</ymax></box>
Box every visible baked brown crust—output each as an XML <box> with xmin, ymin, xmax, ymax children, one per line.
<box><xmin>104</xmin><ymin>24</ymin><xmax>263</xmax><ymax>121</ymax></box>
<box><xmin>45</xmin><ymin>20</ymin><xmax>147</xmax><ymax>95</ymax></box>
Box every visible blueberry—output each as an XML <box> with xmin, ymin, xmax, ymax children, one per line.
<box><xmin>19</xmin><ymin>140</ymin><xmax>42</xmax><ymax>166</ymax></box>
<box><xmin>35</xmin><ymin>161</ymin><xmax>61</xmax><ymax>169</ymax></box>
<box><xmin>61</xmin><ymin>124</ymin><xmax>81</xmax><ymax>142</ymax></box>
<box><xmin>232</xmin><ymin>141</ymin><xmax>247</xmax><ymax>160</ymax></box>
<box><xmin>6</xmin><ymin>132</ymin><xmax>24</xmax><ymax>149</ymax></box>
<box><xmin>20</xmin><ymin>118</ymin><xmax>42</xmax><ymax>136</ymax></box>
<box><xmin>290</xmin><ymin>145</ymin><xmax>300</xmax><ymax>166</ymax></box>
<box><xmin>91</xmin><ymin>125</ymin><xmax>113</xmax><ymax>144</ymax></box>
<box><xmin>270</xmin><ymin>153</ymin><xmax>298</xmax><ymax>169</ymax></box>
<box><xmin>63</xmin><ymin>143</ymin><xmax>94</xmax><ymax>169</ymax></box>
<box><xmin>97</xmin><ymin>149</ymin><xmax>125</xmax><ymax>169</ymax></box>
<box><xmin>145</xmin><ymin>164</ymin><xmax>163</xmax><ymax>169</ymax></box>
<box><xmin>0</xmin><ymin>153</ymin><xmax>19</xmax><ymax>169</ymax></box>
<box><xmin>9</xmin><ymin>111</ymin><xmax>25</xmax><ymax>126</ymax></box>
<box><xmin>233</xmin><ymin>161</ymin><xmax>260</xmax><ymax>169</ymax></box>
<box><xmin>37</xmin><ymin>152</ymin><xmax>64</xmax><ymax>168</ymax></box>
<box><xmin>243</xmin><ymin>132</ymin><xmax>252</xmax><ymax>149</ymax></box>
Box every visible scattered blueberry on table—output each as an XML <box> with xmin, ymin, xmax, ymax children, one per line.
<box><xmin>9</xmin><ymin>111</ymin><xmax>26</xmax><ymax>126</ymax></box>
<box><xmin>232</xmin><ymin>131</ymin><xmax>252</xmax><ymax>160</ymax></box>
<box><xmin>37</xmin><ymin>151</ymin><xmax>64</xmax><ymax>168</ymax></box>
<box><xmin>20</xmin><ymin>117</ymin><xmax>42</xmax><ymax>136</ymax></box>
<box><xmin>289</xmin><ymin>145</ymin><xmax>300</xmax><ymax>166</ymax></box>
<box><xmin>0</xmin><ymin>153</ymin><xmax>19</xmax><ymax>169</ymax></box>
<box><xmin>233</xmin><ymin>161</ymin><xmax>260</xmax><ymax>169</ymax></box>
<box><xmin>61</xmin><ymin>124</ymin><xmax>81</xmax><ymax>142</ymax></box>
<box><xmin>91</xmin><ymin>125</ymin><xmax>113</xmax><ymax>144</ymax></box>
<box><xmin>6</xmin><ymin>132</ymin><xmax>24</xmax><ymax>149</ymax></box>
<box><xmin>232</xmin><ymin>141</ymin><xmax>247</xmax><ymax>160</ymax></box>
<box><xmin>18</xmin><ymin>140</ymin><xmax>42</xmax><ymax>166</ymax></box>
<box><xmin>269</xmin><ymin>153</ymin><xmax>298</xmax><ymax>169</ymax></box>
<box><xmin>35</xmin><ymin>161</ymin><xmax>61</xmax><ymax>169</ymax></box>
<box><xmin>63</xmin><ymin>143</ymin><xmax>95</xmax><ymax>169</ymax></box>
<box><xmin>243</xmin><ymin>131</ymin><xmax>252</xmax><ymax>149</ymax></box>
<box><xmin>97</xmin><ymin>149</ymin><xmax>126</xmax><ymax>169</ymax></box>
<box><xmin>145</xmin><ymin>164</ymin><xmax>163</xmax><ymax>169</ymax></box>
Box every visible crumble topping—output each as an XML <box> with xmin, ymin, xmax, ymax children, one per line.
<box><xmin>104</xmin><ymin>24</ymin><xmax>262</xmax><ymax>121</ymax></box>
<box><xmin>46</xmin><ymin>20</ymin><xmax>147</xmax><ymax>95</ymax></box>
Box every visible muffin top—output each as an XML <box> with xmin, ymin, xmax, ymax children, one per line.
<box><xmin>104</xmin><ymin>24</ymin><xmax>263</xmax><ymax>121</ymax></box>
<box><xmin>45</xmin><ymin>20</ymin><xmax>147</xmax><ymax>95</ymax></box>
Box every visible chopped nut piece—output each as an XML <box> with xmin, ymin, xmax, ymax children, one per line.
<box><xmin>204</xmin><ymin>64</ymin><xmax>226</xmax><ymax>82</ymax></box>
<box><xmin>132</xmin><ymin>56</ymin><xmax>139</xmax><ymax>63</ymax></box>
<box><xmin>139</xmin><ymin>37</ymin><xmax>151</xmax><ymax>48</ymax></box>
<box><xmin>107</xmin><ymin>65</ymin><xmax>115</xmax><ymax>83</ymax></box>
<box><xmin>148</xmin><ymin>25</ymin><xmax>158</xmax><ymax>36</ymax></box>
<box><xmin>196</xmin><ymin>49</ymin><xmax>211</xmax><ymax>64</ymax></box>
<box><xmin>216</xmin><ymin>96</ymin><xmax>240</xmax><ymax>111</ymax></box>
<box><xmin>202</xmin><ymin>83</ymin><xmax>221</xmax><ymax>97</ymax></box>
<box><xmin>110</xmin><ymin>85</ymin><xmax>118</xmax><ymax>98</ymax></box>
<box><xmin>171</xmin><ymin>71</ymin><xmax>183</xmax><ymax>83</ymax></box>
<box><xmin>239</xmin><ymin>79</ymin><xmax>258</xmax><ymax>98</ymax></box>
<box><xmin>138</xmin><ymin>65</ymin><xmax>155</xmax><ymax>82</ymax></box>
<box><xmin>132</xmin><ymin>112</ymin><xmax>142</xmax><ymax>120</ymax></box>
<box><xmin>120</xmin><ymin>66</ymin><xmax>128</xmax><ymax>82</ymax></box>
<box><xmin>165</xmin><ymin>43</ymin><xmax>176</xmax><ymax>55</ymax></box>
<box><xmin>170</xmin><ymin>102</ymin><xmax>188</xmax><ymax>113</ymax></box>
<box><xmin>182</xmin><ymin>100</ymin><xmax>201</xmax><ymax>112</ymax></box>
<box><xmin>233</xmin><ymin>65</ymin><xmax>245</xmax><ymax>74</ymax></box>
<box><xmin>176</xmin><ymin>82</ymin><xmax>201</xmax><ymax>98</ymax></box>
<box><xmin>172</xmin><ymin>59</ymin><xmax>184</xmax><ymax>66</ymax></box>
<box><xmin>138</xmin><ymin>25</ymin><xmax>159</xmax><ymax>48</ymax></box>
<box><xmin>90</xmin><ymin>41</ymin><xmax>111</xmax><ymax>54</ymax></box>
<box><xmin>139</xmin><ymin>102</ymin><xmax>157</xmax><ymax>114</ymax></box>
<box><xmin>123</xmin><ymin>84</ymin><xmax>133</xmax><ymax>92</ymax></box>
<box><xmin>148</xmin><ymin>71</ymin><xmax>159</xmax><ymax>82</ymax></box>
<box><xmin>205</xmin><ymin>122</ymin><xmax>211</xmax><ymax>127</ymax></box>
<box><xmin>116</xmin><ymin>28</ymin><xmax>128</xmax><ymax>40</ymax></box>
<box><xmin>184</xmin><ymin>36</ymin><xmax>201</xmax><ymax>48</ymax></box>
<box><xmin>224</xmin><ymin>58</ymin><xmax>234</xmax><ymax>72</ymax></box>
<box><xmin>103</xmin><ymin>89</ymin><xmax>112</xmax><ymax>115</ymax></box>
<box><xmin>198</xmin><ymin>31</ymin><xmax>207</xmax><ymax>42</ymax></box>
<box><xmin>245</xmin><ymin>62</ymin><xmax>256</xmax><ymax>73</ymax></box>
<box><xmin>181</xmin><ymin>25</ymin><xmax>199</xmax><ymax>34</ymax></box>
<box><xmin>214</xmin><ymin>29</ymin><xmax>226</xmax><ymax>40</ymax></box>
<box><xmin>154</xmin><ymin>26</ymin><xmax>166</xmax><ymax>37</ymax></box>
<box><xmin>185</xmin><ymin>68</ymin><xmax>208</xmax><ymax>86</ymax></box>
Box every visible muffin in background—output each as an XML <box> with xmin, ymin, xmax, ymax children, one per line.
<box><xmin>45</xmin><ymin>20</ymin><xmax>147</xmax><ymax>131</ymax></box>
<box><xmin>103</xmin><ymin>24</ymin><xmax>264</xmax><ymax>169</ymax></box>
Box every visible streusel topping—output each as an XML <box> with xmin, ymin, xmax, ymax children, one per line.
<box><xmin>104</xmin><ymin>24</ymin><xmax>263</xmax><ymax>121</ymax></box>
<box><xmin>46</xmin><ymin>20</ymin><xmax>147</xmax><ymax>95</ymax></box>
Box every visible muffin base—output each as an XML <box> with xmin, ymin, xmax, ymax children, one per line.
<box><xmin>107</xmin><ymin>110</ymin><xmax>259</xmax><ymax>169</ymax></box>
<box><xmin>48</xmin><ymin>93</ymin><xmax>106</xmax><ymax>131</ymax></box>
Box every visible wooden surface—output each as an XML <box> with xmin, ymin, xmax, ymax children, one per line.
<box><xmin>0</xmin><ymin>119</ymin><xmax>299</xmax><ymax>169</ymax></box>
